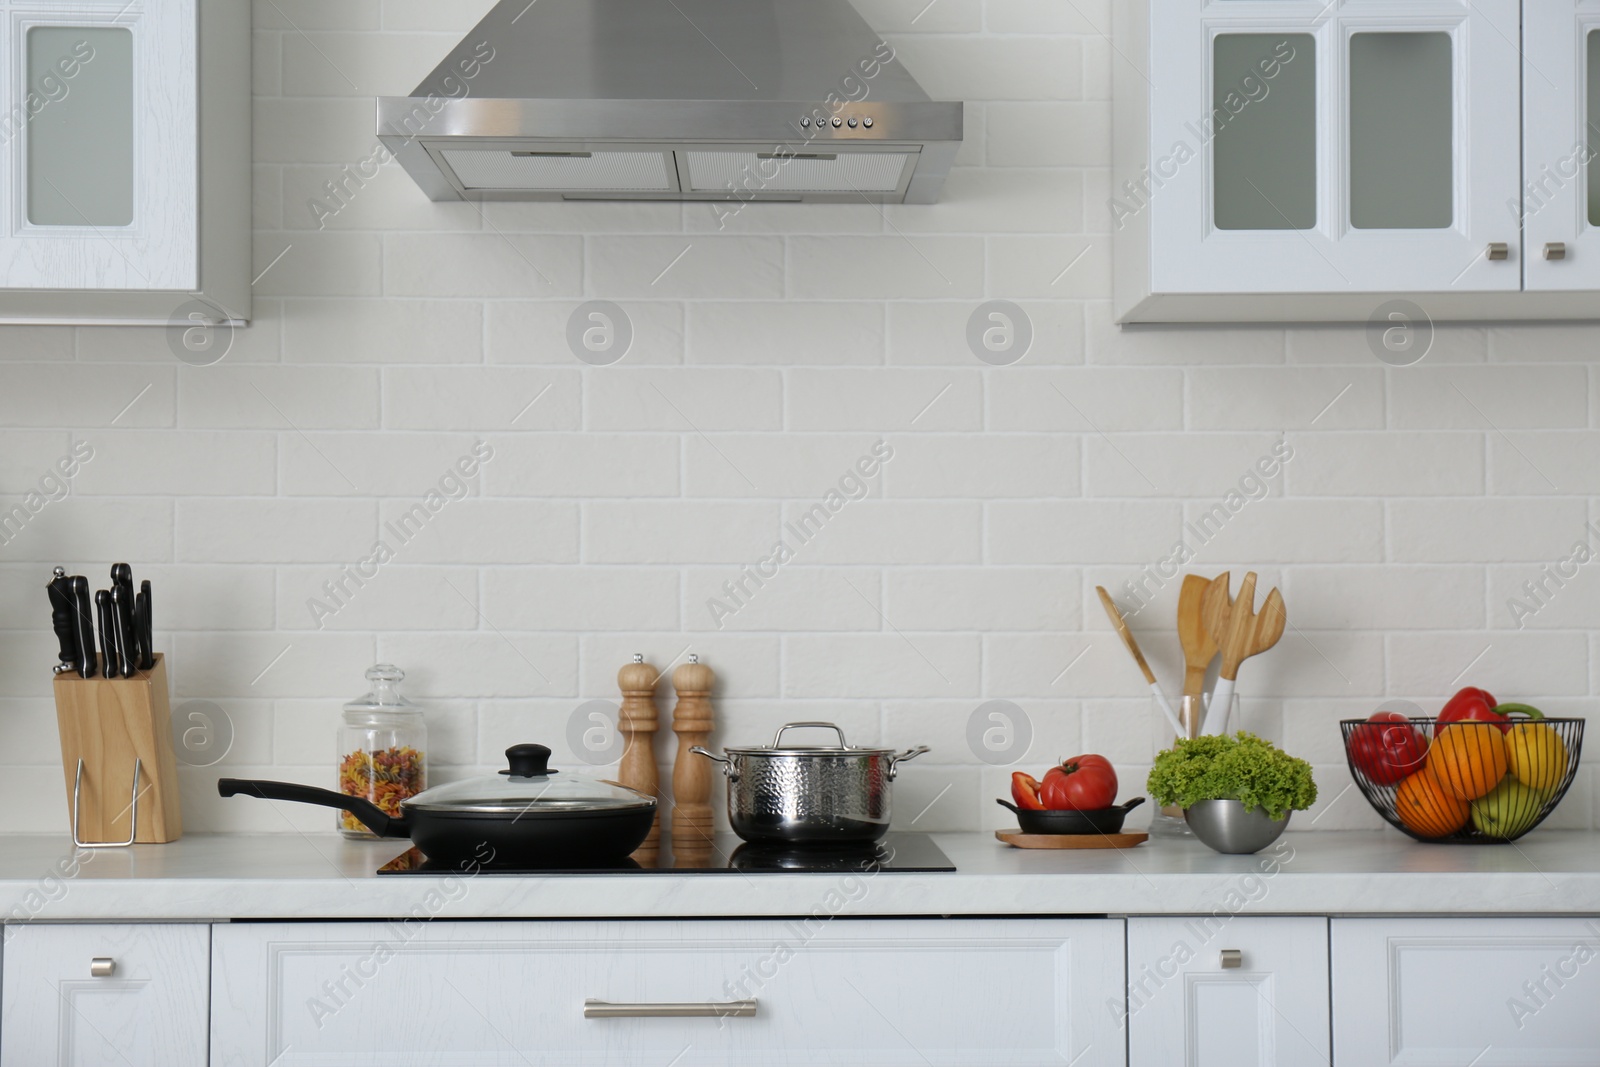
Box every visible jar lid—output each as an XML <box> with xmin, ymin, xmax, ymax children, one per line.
<box><xmin>404</xmin><ymin>744</ymin><xmax>656</xmax><ymax>815</ymax></box>
<box><xmin>344</xmin><ymin>664</ymin><xmax>420</xmax><ymax>715</ymax></box>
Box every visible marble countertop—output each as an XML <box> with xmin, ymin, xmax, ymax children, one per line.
<box><xmin>1</xmin><ymin>831</ymin><xmax>1597</xmax><ymax>922</ymax></box>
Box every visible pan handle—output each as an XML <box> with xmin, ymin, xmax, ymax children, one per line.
<box><xmin>887</xmin><ymin>745</ymin><xmax>930</xmax><ymax>780</ymax></box>
<box><xmin>217</xmin><ymin>778</ymin><xmax>409</xmax><ymax>838</ymax></box>
<box><xmin>688</xmin><ymin>747</ymin><xmax>738</xmax><ymax>783</ymax></box>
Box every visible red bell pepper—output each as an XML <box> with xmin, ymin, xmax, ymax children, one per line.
<box><xmin>1436</xmin><ymin>687</ymin><xmax>1540</xmax><ymax>734</ymax></box>
<box><xmin>1348</xmin><ymin>711</ymin><xmax>1428</xmax><ymax>785</ymax></box>
<box><xmin>1039</xmin><ymin>754</ymin><xmax>1118</xmax><ymax>811</ymax></box>
<box><xmin>1010</xmin><ymin>771</ymin><xmax>1046</xmax><ymax>810</ymax></box>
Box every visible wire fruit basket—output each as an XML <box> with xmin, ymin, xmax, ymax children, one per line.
<box><xmin>1340</xmin><ymin>717</ymin><xmax>1584</xmax><ymax>843</ymax></box>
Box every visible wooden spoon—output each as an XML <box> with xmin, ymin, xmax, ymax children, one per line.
<box><xmin>1095</xmin><ymin>586</ymin><xmax>1185</xmax><ymax>738</ymax></box>
<box><xmin>1177</xmin><ymin>573</ymin><xmax>1224</xmax><ymax>738</ymax></box>
<box><xmin>1200</xmin><ymin>572</ymin><xmax>1287</xmax><ymax>735</ymax></box>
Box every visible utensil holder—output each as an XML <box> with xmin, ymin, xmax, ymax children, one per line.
<box><xmin>52</xmin><ymin>653</ymin><xmax>183</xmax><ymax>845</ymax></box>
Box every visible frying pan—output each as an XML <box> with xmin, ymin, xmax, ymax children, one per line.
<box><xmin>995</xmin><ymin>796</ymin><xmax>1146</xmax><ymax>835</ymax></box>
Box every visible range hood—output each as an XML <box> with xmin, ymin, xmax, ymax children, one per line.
<box><xmin>376</xmin><ymin>0</ymin><xmax>963</xmax><ymax>203</ymax></box>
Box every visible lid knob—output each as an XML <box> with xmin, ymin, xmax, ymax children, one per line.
<box><xmin>504</xmin><ymin>744</ymin><xmax>553</xmax><ymax>778</ymax></box>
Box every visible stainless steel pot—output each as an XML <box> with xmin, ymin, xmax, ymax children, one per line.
<box><xmin>692</xmin><ymin>722</ymin><xmax>929</xmax><ymax>846</ymax></box>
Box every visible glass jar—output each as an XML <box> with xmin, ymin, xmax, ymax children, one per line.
<box><xmin>337</xmin><ymin>664</ymin><xmax>426</xmax><ymax>838</ymax></box>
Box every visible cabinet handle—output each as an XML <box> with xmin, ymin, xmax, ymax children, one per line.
<box><xmin>1545</xmin><ymin>242</ymin><xmax>1567</xmax><ymax>261</ymax></box>
<box><xmin>583</xmin><ymin>999</ymin><xmax>758</xmax><ymax>1019</ymax></box>
<box><xmin>89</xmin><ymin>958</ymin><xmax>115</xmax><ymax>978</ymax></box>
<box><xmin>1219</xmin><ymin>949</ymin><xmax>1242</xmax><ymax>970</ymax></box>
<box><xmin>1486</xmin><ymin>243</ymin><xmax>1510</xmax><ymax>261</ymax></box>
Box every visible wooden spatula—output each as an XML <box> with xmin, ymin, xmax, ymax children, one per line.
<box><xmin>1177</xmin><ymin>573</ymin><xmax>1224</xmax><ymax>738</ymax></box>
<box><xmin>1095</xmin><ymin>586</ymin><xmax>1185</xmax><ymax>738</ymax></box>
<box><xmin>1200</xmin><ymin>571</ymin><xmax>1286</xmax><ymax>735</ymax></box>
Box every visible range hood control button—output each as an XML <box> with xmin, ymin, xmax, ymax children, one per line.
<box><xmin>847</xmin><ymin>117</ymin><xmax>858</xmax><ymax>128</ymax></box>
<box><xmin>801</xmin><ymin>117</ymin><xmax>811</xmax><ymax>127</ymax></box>
<box><xmin>863</xmin><ymin>117</ymin><xmax>873</xmax><ymax>128</ymax></box>
<box><xmin>831</xmin><ymin>117</ymin><xmax>842</xmax><ymax>127</ymax></box>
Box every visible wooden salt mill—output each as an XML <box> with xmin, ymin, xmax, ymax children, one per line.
<box><xmin>670</xmin><ymin>654</ymin><xmax>716</xmax><ymax>862</ymax></box>
<box><xmin>617</xmin><ymin>653</ymin><xmax>661</xmax><ymax>863</ymax></box>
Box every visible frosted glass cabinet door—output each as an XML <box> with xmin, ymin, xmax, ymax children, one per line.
<box><xmin>1148</xmin><ymin>0</ymin><xmax>1522</xmax><ymax>295</ymax></box>
<box><xmin>0</xmin><ymin>0</ymin><xmax>197</xmax><ymax>290</ymax></box>
<box><xmin>1523</xmin><ymin>3</ymin><xmax>1600</xmax><ymax>291</ymax></box>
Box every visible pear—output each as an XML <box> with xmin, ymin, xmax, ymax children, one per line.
<box><xmin>1469</xmin><ymin>778</ymin><xmax>1549</xmax><ymax>839</ymax></box>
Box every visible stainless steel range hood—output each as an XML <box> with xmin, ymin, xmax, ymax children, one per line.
<box><xmin>376</xmin><ymin>0</ymin><xmax>963</xmax><ymax>203</ymax></box>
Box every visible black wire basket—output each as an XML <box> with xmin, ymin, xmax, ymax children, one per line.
<box><xmin>1339</xmin><ymin>717</ymin><xmax>1584</xmax><ymax>843</ymax></box>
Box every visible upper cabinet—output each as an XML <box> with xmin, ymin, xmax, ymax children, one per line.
<box><xmin>0</xmin><ymin>0</ymin><xmax>248</xmax><ymax>325</ymax></box>
<box><xmin>1115</xmin><ymin>1</ymin><xmax>1600</xmax><ymax>322</ymax></box>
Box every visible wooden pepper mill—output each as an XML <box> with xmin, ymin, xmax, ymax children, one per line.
<box><xmin>616</xmin><ymin>653</ymin><xmax>661</xmax><ymax>863</ymax></box>
<box><xmin>670</xmin><ymin>654</ymin><xmax>716</xmax><ymax>862</ymax></box>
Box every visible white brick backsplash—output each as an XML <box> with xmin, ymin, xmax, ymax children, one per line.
<box><xmin>489</xmin><ymin>302</ymin><xmax>684</xmax><ymax>365</ymax></box>
<box><xmin>888</xmin><ymin>434</ymin><xmax>1079</xmax><ymax>497</ymax></box>
<box><xmin>386</xmin><ymin>234</ymin><xmax>583</xmax><ymax>298</ymax></box>
<box><xmin>284</xmin><ymin>298</ymin><xmax>483</xmax><ymax>363</ymax></box>
<box><xmin>583</xmin><ymin>501</ymin><xmax>780</xmax><ymax>563</ymax></box>
<box><xmin>688</xmin><ymin>303</ymin><xmax>883</xmax><ymax>365</ymax></box>
<box><xmin>1389</xmin><ymin>366</ymin><xmax>1588</xmax><ymax>430</ymax></box>
<box><xmin>1390</xmin><ymin>499</ymin><xmax>1590</xmax><ymax>562</ymax></box>
<box><xmin>788</xmin><ymin>237</ymin><xmax>985</xmax><ymax>299</ymax></box>
<box><xmin>788</xmin><ymin>368</ymin><xmax>982</xmax><ymax>431</ymax></box>
<box><xmin>177</xmin><ymin>499</ymin><xmax>375</xmax><ymax>563</ymax></box>
<box><xmin>1287</xmin><ymin>432</ymin><xmax>1484</xmax><ymax>497</ymax></box>
<box><xmin>889</xmin><ymin>699</ymin><xmax>1081</xmax><ymax>767</ymax></box>
<box><xmin>988</xmin><ymin>368</ymin><xmax>1181</xmax><ymax>431</ymax></box>
<box><xmin>1</xmin><ymin>8</ymin><xmax>1596</xmax><ymax>833</ymax></box>
<box><xmin>588</xmin><ymin>237</ymin><xmax>783</xmax><ymax>300</ymax></box>
<box><xmin>784</xmin><ymin>634</ymin><xmax>981</xmax><ymax>697</ymax></box>
<box><xmin>584</xmin><ymin>368</ymin><xmax>782</xmax><ymax>432</ymax></box>
<box><xmin>885</xmin><ymin>567</ymin><xmax>1078</xmax><ymax>630</ymax></box>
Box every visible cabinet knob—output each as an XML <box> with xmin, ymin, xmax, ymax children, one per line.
<box><xmin>89</xmin><ymin>957</ymin><xmax>115</xmax><ymax>978</ymax></box>
<box><xmin>1486</xmin><ymin>243</ymin><xmax>1510</xmax><ymax>261</ymax></box>
<box><xmin>1219</xmin><ymin>949</ymin><xmax>1243</xmax><ymax>969</ymax></box>
<box><xmin>1545</xmin><ymin>242</ymin><xmax>1567</xmax><ymax>261</ymax></box>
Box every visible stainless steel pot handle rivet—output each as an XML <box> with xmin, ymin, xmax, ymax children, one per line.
<box><xmin>771</xmin><ymin>721</ymin><xmax>849</xmax><ymax>747</ymax></box>
<box><xmin>887</xmin><ymin>745</ymin><xmax>931</xmax><ymax>780</ymax></box>
<box><xmin>689</xmin><ymin>746</ymin><xmax>738</xmax><ymax>783</ymax></box>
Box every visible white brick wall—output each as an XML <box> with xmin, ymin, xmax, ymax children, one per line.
<box><xmin>0</xmin><ymin>0</ymin><xmax>1593</xmax><ymax>837</ymax></box>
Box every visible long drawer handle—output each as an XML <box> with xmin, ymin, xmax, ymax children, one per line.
<box><xmin>583</xmin><ymin>999</ymin><xmax>758</xmax><ymax>1019</ymax></box>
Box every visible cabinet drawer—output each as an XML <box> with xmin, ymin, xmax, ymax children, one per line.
<box><xmin>212</xmin><ymin>918</ymin><xmax>1126</xmax><ymax>1067</ymax></box>
<box><xmin>1333</xmin><ymin>918</ymin><xmax>1600</xmax><ymax>1066</ymax></box>
<box><xmin>1126</xmin><ymin>917</ymin><xmax>1328</xmax><ymax>1067</ymax></box>
<box><xmin>1</xmin><ymin>922</ymin><xmax>209</xmax><ymax>1066</ymax></box>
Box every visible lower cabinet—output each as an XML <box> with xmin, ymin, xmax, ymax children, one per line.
<box><xmin>1126</xmin><ymin>917</ymin><xmax>1330</xmax><ymax>1067</ymax></box>
<box><xmin>210</xmin><ymin>918</ymin><xmax>1128</xmax><ymax>1067</ymax></box>
<box><xmin>1332</xmin><ymin>918</ymin><xmax>1600</xmax><ymax>1066</ymax></box>
<box><xmin>0</xmin><ymin>923</ymin><xmax>209</xmax><ymax>1066</ymax></box>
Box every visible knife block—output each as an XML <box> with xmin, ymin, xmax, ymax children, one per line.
<box><xmin>52</xmin><ymin>654</ymin><xmax>183</xmax><ymax>844</ymax></box>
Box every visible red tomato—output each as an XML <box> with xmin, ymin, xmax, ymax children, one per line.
<box><xmin>1010</xmin><ymin>772</ymin><xmax>1045</xmax><ymax>810</ymax></box>
<box><xmin>1348</xmin><ymin>711</ymin><xmax>1428</xmax><ymax>786</ymax></box>
<box><xmin>1039</xmin><ymin>754</ymin><xmax>1118</xmax><ymax>811</ymax></box>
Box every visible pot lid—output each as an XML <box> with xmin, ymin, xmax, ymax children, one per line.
<box><xmin>722</xmin><ymin>722</ymin><xmax>898</xmax><ymax>757</ymax></box>
<box><xmin>404</xmin><ymin>744</ymin><xmax>656</xmax><ymax>815</ymax></box>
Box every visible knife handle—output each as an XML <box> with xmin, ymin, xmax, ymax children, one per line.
<box><xmin>135</xmin><ymin>580</ymin><xmax>155</xmax><ymax>671</ymax></box>
<box><xmin>47</xmin><ymin>569</ymin><xmax>78</xmax><ymax>673</ymax></box>
<box><xmin>110</xmin><ymin>583</ymin><xmax>136</xmax><ymax>678</ymax></box>
<box><xmin>70</xmin><ymin>576</ymin><xmax>96</xmax><ymax>678</ymax></box>
<box><xmin>95</xmin><ymin>590</ymin><xmax>115</xmax><ymax>683</ymax></box>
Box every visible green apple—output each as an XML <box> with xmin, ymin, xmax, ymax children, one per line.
<box><xmin>1470</xmin><ymin>778</ymin><xmax>1549</xmax><ymax>839</ymax></box>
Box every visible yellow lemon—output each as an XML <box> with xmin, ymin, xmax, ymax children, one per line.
<box><xmin>1505</xmin><ymin>722</ymin><xmax>1567</xmax><ymax>793</ymax></box>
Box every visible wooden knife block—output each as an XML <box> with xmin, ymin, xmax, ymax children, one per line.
<box><xmin>53</xmin><ymin>654</ymin><xmax>183</xmax><ymax>844</ymax></box>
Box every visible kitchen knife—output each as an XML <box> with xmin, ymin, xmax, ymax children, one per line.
<box><xmin>135</xmin><ymin>579</ymin><xmax>154</xmax><ymax>671</ymax></box>
<box><xmin>110</xmin><ymin>563</ymin><xmax>139</xmax><ymax>668</ymax></box>
<box><xmin>69</xmin><ymin>576</ymin><xmax>96</xmax><ymax>678</ymax></box>
<box><xmin>47</xmin><ymin>567</ymin><xmax>79</xmax><ymax>675</ymax></box>
<box><xmin>95</xmin><ymin>590</ymin><xmax>116</xmax><ymax>683</ymax></box>
<box><xmin>111</xmin><ymin>582</ymin><xmax>137</xmax><ymax>678</ymax></box>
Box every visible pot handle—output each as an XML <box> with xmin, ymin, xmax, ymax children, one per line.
<box><xmin>689</xmin><ymin>746</ymin><xmax>738</xmax><ymax>783</ymax></box>
<box><xmin>887</xmin><ymin>745</ymin><xmax>930</xmax><ymax>780</ymax></box>
<box><xmin>218</xmin><ymin>778</ymin><xmax>409</xmax><ymax>839</ymax></box>
<box><xmin>772</xmin><ymin>721</ymin><xmax>849</xmax><ymax>748</ymax></box>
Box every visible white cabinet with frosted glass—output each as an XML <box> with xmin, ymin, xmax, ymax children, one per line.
<box><xmin>0</xmin><ymin>0</ymin><xmax>248</xmax><ymax>324</ymax></box>
<box><xmin>1114</xmin><ymin>1</ymin><xmax>1600</xmax><ymax>322</ymax></box>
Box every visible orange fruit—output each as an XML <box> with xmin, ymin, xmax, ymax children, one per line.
<box><xmin>1427</xmin><ymin>724</ymin><xmax>1508</xmax><ymax>801</ymax></box>
<box><xmin>1395</xmin><ymin>770</ymin><xmax>1470</xmax><ymax>838</ymax></box>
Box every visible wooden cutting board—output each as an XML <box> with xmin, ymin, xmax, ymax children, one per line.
<box><xmin>995</xmin><ymin>830</ymin><xmax>1148</xmax><ymax>849</ymax></box>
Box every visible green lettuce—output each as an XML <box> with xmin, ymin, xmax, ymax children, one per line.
<box><xmin>1147</xmin><ymin>731</ymin><xmax>1317</xmax><ymax>821</ymax></box>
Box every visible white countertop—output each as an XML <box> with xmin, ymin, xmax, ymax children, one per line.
<box><xmin>1</xmin><ymin>832</ymin><xmax>1597</xmax><ymax>922</ymax></box>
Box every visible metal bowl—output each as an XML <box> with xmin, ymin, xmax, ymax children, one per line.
<box><xmin>1183</xmin><ymin>799</ymin><xmax>1289</xmax><ymax>854</ymax></box>
<box><xmin>996</xmin><ymin>796</ymin><xmax>1145</xmax><ymax>835</ymax></box>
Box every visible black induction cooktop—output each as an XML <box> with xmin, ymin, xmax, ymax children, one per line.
<box><xmin>376</xmin><ymin>833</ymin><xmax>955</xmax><ymax>875</ymax></box>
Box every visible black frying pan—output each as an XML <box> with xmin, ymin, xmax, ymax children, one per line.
<box><xmin>996</xmin><ymin>796</ymin><xmax>1145</xmax><ymax>835</ymax></box>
